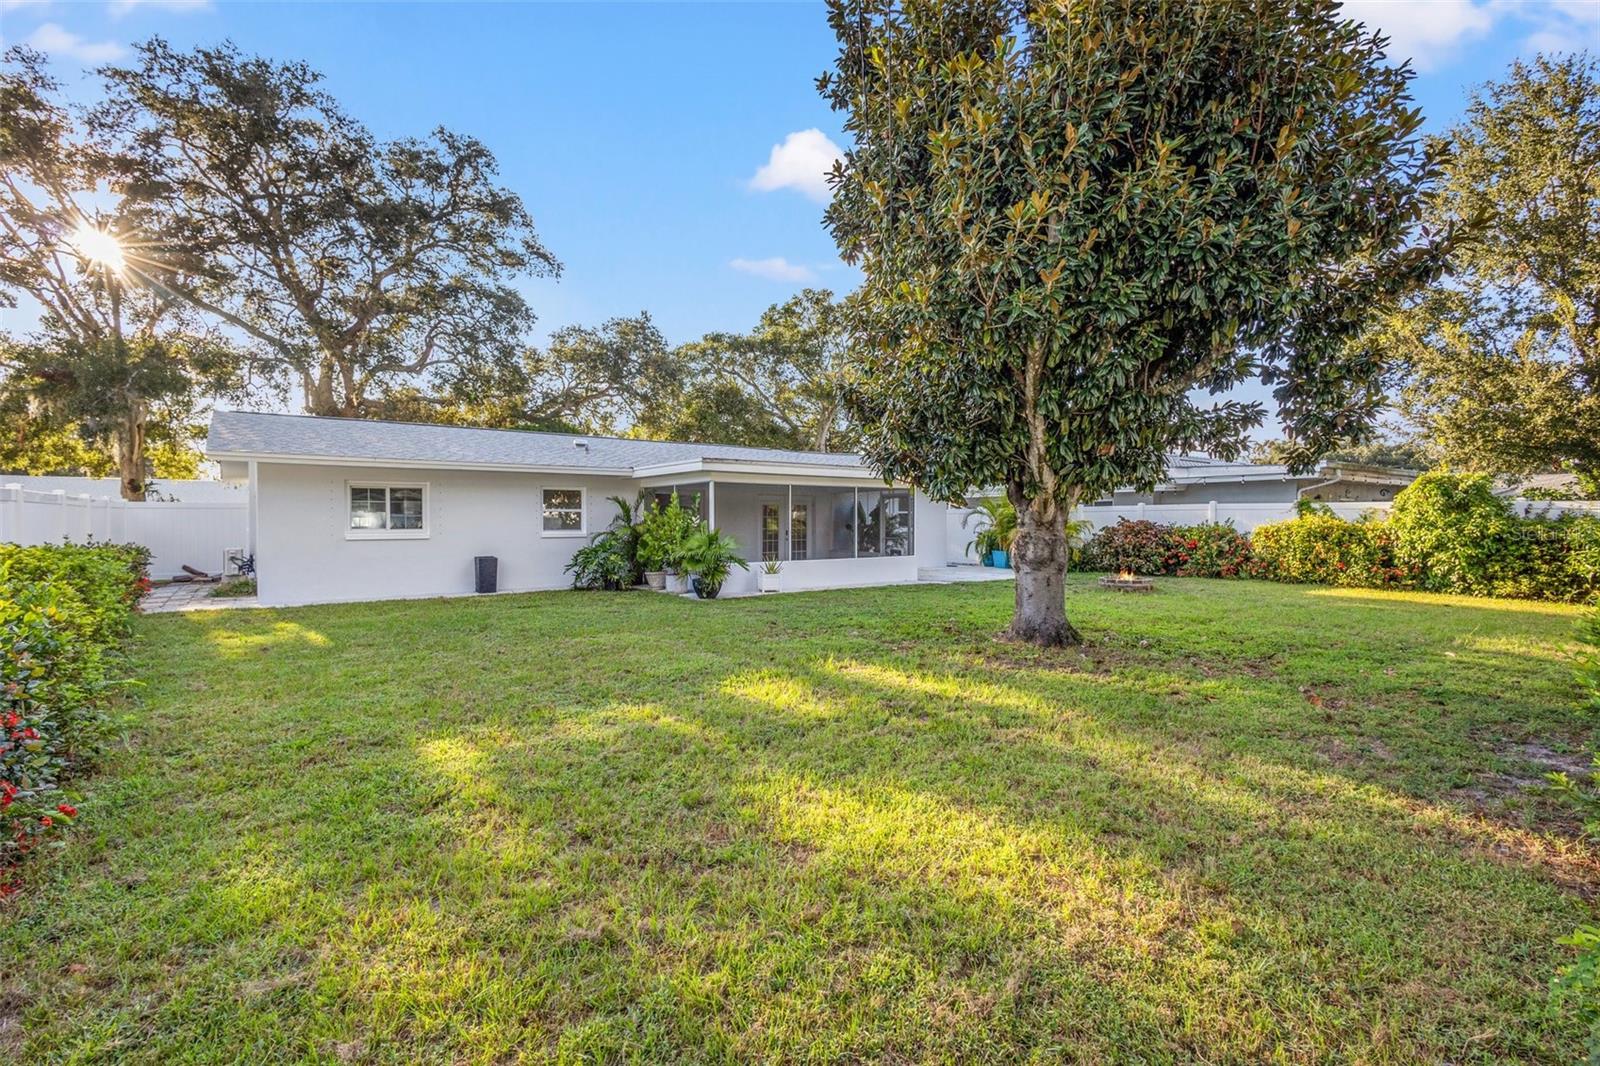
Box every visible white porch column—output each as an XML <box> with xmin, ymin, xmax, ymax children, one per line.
<box><xmin>707</xmin><ymin>479</ymin><xmax>716</xmax><ymax>529</ymax></box>
<box><xmin>246</xmin><ymin>460</ymin><xmax>259</xmax><ymax>557</ymax></box>
<box><xmin>785</xmin><ymin>484</ymin><xmax>793</xmax><ymax>561</ymax></box>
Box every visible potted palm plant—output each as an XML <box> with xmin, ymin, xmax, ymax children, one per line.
<box><xmin>962</xmin><ymin>496</ymin><xmax>1017</xmax><ymax>567</ymax></box>
<box><xmin>757</xmin><ymin>558</ymin><xmax>782</xmax><ymax>593</ymax></box>
<box><xmin>682</xmin><ymin>528</ymin><xmax>748</xmax><ymax>599</ymax></box>
<box><xmin>639</xmin><ymin>492</ymin><xmax>698</xmax><ymax>591</ymax></box>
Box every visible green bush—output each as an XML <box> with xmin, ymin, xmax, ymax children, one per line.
<box><xmin>1249</xmin><ymin>515</ymin><xmax>1398</xmax><ymax>588</ymax></box>
<box><xmin>564</xmin><ymin>533</ymin><xmax>634</xmax><ymax>591</ymax></box>
<box><xmin>638</xmin><ymin>492</ymin><xmax>701</xmax><ymax>573</ymax></box>
<box><xmin>1172</xmin><ymin>523</ymin><xmax>1252</xmax><ymax>578</ymax></box>
<box><xmin>0</xmin><ymin>542</ymin><xmax>149</xmax><ymax>645</ymax></box>
<box><xmin>1080</xmin><ymin>519</ymin><xmax>1174</xmax><ymax>574</ymax></box>
<box><xmin>1</xmin><ymin>542</ymin><xmax>141</xmax><ymax>897</ymax></box>
<box><xmin>1387</xmin><ymin>473</ymin><xmax>1518</xmax><ymax>596</ymax></box>
<box><xmin>1080</xmin><ymin>520</ymin><xmax>1250</xmax><ymax>578</ymax></box>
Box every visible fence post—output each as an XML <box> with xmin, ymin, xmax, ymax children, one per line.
<box><xmin>1136</xmin><ymin>502</ymin><xmax>1146</xmax><ymax>521</ymax></box>
<box><xmin>1</xmin><ymin>484</ymin><xmax>20</xmax><ymax>542</ymax></box>
<box><xmin>77</xmin><ymin>493</ymin><xmax>94</xmax><ymax>541</ymax></box>
<box><xmin>49</xmin><ymin>489</ymin><xmax>68</xmax><ymax>542</ymax></box>
<box><xmin>1207</xmin><ymin>499</ymin><xmax>1218</xmax><ymax>523</ymax></box>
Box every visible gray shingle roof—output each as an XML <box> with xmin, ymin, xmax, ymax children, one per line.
<box><xmin>207</xmin><ymin>411</ymin><xmax>872</xmax><ymax>474</ymax></box>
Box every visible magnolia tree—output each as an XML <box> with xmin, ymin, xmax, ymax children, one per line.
<box><xmin>822</xmin><ymin>0</ymin><xmax>1444</xmax><ymax>644</ymax></box>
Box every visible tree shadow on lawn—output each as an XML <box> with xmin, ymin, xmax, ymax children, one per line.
<box><xmin>11</xmin><ymin>582</ymin><xmax>1594</xmax><ymax>1062</ymax></box>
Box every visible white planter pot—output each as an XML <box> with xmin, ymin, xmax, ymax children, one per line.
<box><xmin>758</xmin><ymin>571</ymin><xmax>781</xmax><ymax>593</ymax></box>
<box><xmin>666</xmin><ymin>571</ymin><xmax>689</xmax><ymax>594</ymax></box>
<box><xmin>644</xmin><ymin>571</ymin><xmax>666</xmax><ymax>590</ymax></box>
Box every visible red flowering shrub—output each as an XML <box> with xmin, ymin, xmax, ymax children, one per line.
<box><xmin>1</xmin><ymin>543</ymin><xmax>139</xmax><ymax>897</ymax></box>
<box><xmin>1081</xmin><ymin>520</ymin><xmax>1252</xmax><ymax>578</ymax></box>
<box><xmin>1170</xmin><ymin>523</ymin><xmax>1253</xmax><ymax>578</ymax></box>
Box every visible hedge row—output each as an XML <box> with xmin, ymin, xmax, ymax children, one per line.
<box><xmin>1080</xmin><ymin>473</ymin><xmax>1600</xmax><ymax>603</ymax></box>
<box><xmin>1</xmin><ymin>542</ymin><xmax>149</xmax><ymax>897</ymax></box>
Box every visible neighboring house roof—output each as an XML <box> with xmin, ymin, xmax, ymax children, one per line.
<box><xmin>207</xmin><ymin>411</ymin><xmax>879</xmax><ymax>480</ymax></box>
<box><xmin>1493</xmin><ymin>472</ymin><xmax>1581</xmax><ymax>497</ymax></box>
<box><xmin>1155</xmin><ymin>459</ymin><xmax>1417</xmax><ymax>490</ymax></box>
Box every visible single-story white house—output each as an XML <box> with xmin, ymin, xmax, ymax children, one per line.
<box><xmin>202</xmin><ymin>412</ymin><xmax>1428</xmax><ymax>606</ymax></box>
<box><xmin>207</xmin><ymin>411</ymin><xmax>952</xmax><ymax>607</ymax></box>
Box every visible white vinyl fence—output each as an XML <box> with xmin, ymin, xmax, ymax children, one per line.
<box><xmin>1072</xmin><ymin>499</ymin><xmax>1389</xmax><ymax>533</ymax></box>
<box><xmin>1</xmin><ymin>483</ymin><xmax>248</xmax><ymax>580</ymax></box>
<box><xmin>947</xmin><ymin>496</ymin><xmax>1600</xmax><ymax>563</ymax></box>
<box><xmin>1507</xmin><ymin>499</ymin><xmax>1600</xmax><ymax>519</ymax></box>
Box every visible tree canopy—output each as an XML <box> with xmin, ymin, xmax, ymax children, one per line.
<box><xmin>670</xmin><ymin>289</ymin><xmax>854</xmax><ymax>452</ymax></box>
<box><xmin>94</xmin><ymin>38</ymin><xmax>559</xmax><ymax>418</ymax></box>
<box><xmin>0</xmin><ymin>46</ymin><xmax>240</xmax><ymax>498</ymax></box>
<box><xmin>1249</xmin><ymin>431</ymin><xmax>1434</xmax><ymax>471</ymax></box>
<box><xmin>822</xmin><ymin>0</ymin><xmax>1443</xmax><ymax>643</ymax></box>
<box><xmin>1391</xmin><ymin>53</ymin><xmax>1599</xmax><ymax>492</ymax></box>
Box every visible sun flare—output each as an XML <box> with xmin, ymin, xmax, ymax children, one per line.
<box><xmin>70</xmin><ymin>221</ymin><xmax>126</xmax><ymax>271</ymax></box>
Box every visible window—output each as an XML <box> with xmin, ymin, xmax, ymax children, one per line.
<box><xmin>347</xmin><ymin>483</ymin><xmax>427</xmax><ymax>538</ymax></box>
<box><xmin>789</xmin><ymin>504</ymin><xmax>808</xmax><ymax>561</ymax></box>
<box><xmin>542</xmin><ymin>488</ymin><xmax>585</xmax><ymax>535</ymax></box>
<box><xmin>856</xmin><ymin>489</ymin><xmax>913</xmax><ymax>557</ymax></box>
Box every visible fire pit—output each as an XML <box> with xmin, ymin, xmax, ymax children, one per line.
<box><xmin>1098</xmin><ymin>571</ymin><xmax>1155</xmax><ymax>593</ymax></box>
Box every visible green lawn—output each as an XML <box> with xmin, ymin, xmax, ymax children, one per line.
<box><xmin>3</xmin><ymin>577</ymin><xmax>1596</xmax><ymax>1063</ymax></box>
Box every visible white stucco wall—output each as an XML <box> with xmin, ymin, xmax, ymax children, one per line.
<box><xmin>252</xmin><ymin>463</ymin><xmax>956</xmax><ymax>606</ymax></box>
<box><xmin>253</xmin><ymin>463</ymin><xmax>627</xmax><ymax>606</ymax></box>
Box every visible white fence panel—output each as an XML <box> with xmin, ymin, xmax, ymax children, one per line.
<box><xmin>1509</xmin><ymin>499</ymin><xmax>1600</xmax><ymax>519</ymax></box>
<box><xmin>1</xmin><ymin>484</ymin><xmax>247</xmax><ymax>579</ymax></box>
<box><xmin>122</xmin><ymin>501</ymin><xmax>247</xmax><ymax>579</ymax></box>
<box><xmin>945</xmin><ymin>494</ymin><xmax>1600</xmax><ymax>564</ymax></box>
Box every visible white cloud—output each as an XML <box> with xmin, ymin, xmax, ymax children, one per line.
<box><xmin>1341</xmin><ymin>0</ymin><xmax>1494</xmax><ymax>70</ymax></box>
<box><xmin>108</xmin><ymin>0</ymin><xmax>213</xmax><ymax>16</ymax></box>
<box><xmin>729</xmin><ymin>257</ymin><xmax>817</xmax><ymax>283</ymax></box>
<box><xmin>24</xmin><ymin>23</ymin><xmax>125</xmax><ymax>62</ymax></box>
<box><xmin>1510</xmin><ymin>0</ymin><xmax>1600</xmax><ymax>54</ymax></box>
<box><xmin>749</xmin><ymin>128</ymin><xmax>844</xmax><ymax>203</ymax></box>
<box><xmin>1</xmin><ymin>1</ymin><xmax>51</xmax><ymax>13</ymax></box>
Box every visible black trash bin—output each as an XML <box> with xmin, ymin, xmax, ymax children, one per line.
<box><xmin>474</xmin><ymin>556</ymin><xmax>498</xmax><ymax>594</ymax></box>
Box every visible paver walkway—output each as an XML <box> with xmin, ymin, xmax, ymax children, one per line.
<box><xmin>141</xmin><ymin>581</ymin><xmax>259</xmax><ymax>613</ymax></box>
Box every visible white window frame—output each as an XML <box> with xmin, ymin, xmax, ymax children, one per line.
<box><xmin>345</xmin><ymin>481</ymin><xmax>430</xmax><ymax>541</ymax></box>
<box><xmin>540</xmin><ymin>486</ymin><xmax>587</xmax><ymax>538</ymax></box>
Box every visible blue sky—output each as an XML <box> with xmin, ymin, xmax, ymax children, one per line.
<box><xmin>2</xmin><ymin>0</ymin><xmax>1596</xmax><ymax>433</ymax></box>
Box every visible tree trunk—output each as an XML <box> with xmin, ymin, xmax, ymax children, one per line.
<box><xmin>113</xmin><ymin>411</ymin><xmax>147</xmax><ymax>502</ymax></box>
<box><xmin>1006</xmin><ymin>491</ymin><xmax>1080</xmax><ymax>647</ymax></box>
<box><xmin>304</xmin><ymin>360</ymin><xmax>339</xmax><ymax>416</ymax></box>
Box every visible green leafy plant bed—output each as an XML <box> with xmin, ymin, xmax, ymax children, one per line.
<box><xmin>0</xmin><ymin>542</ymin><xmax>146</xmax><ymax>897</ymax></box>
<box><xmin>1</xmin><ymin>578</ymin><xmax>1595</xmax><ymax>1060</ymax></box>
<box><xmin>208</xmin><ymin>578</ymin><xmax>257</xmax><ymax>598</ymax></box>
<box><xmin>1081</xmin><ymin>474</ymin><xmax>1600</xmax><ymax>603</ymax></box>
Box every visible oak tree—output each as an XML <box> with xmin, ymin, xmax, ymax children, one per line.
<box><xmin>0</xmin><ymin>47</ymin><xmax>237</xmax><ymax>499</ymax></box>
<box><xmin>96</xmin><ymin>39</ymin><xmax>558</xmax><ymax>417</ymax></box>
<box><xmin>675</xmin><ymin>289</ymin><xmax>854</xmax><ymax>452</ymax></box>
<box><xmin>1393</xmin><ymin>53</ymin><xmax>1599</xmax><ymax>492</ymax></box>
